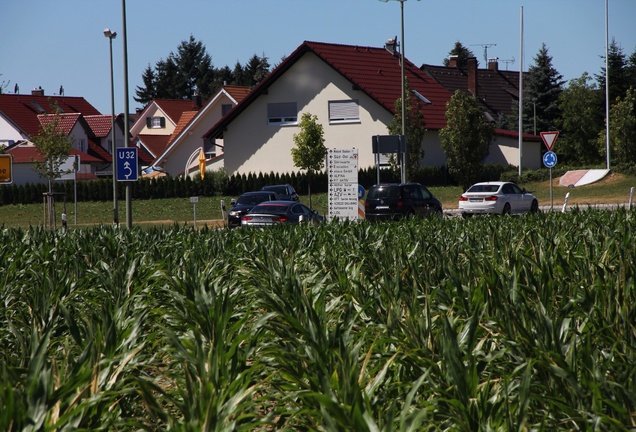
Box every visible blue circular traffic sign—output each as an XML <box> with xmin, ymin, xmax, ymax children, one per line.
<box><xmin>543</xmin><ymin>151</ymin><xmax>557</xmax><ymax>168</ymax></box>
<box><xmin>358</xmin><ymin>184</ymin><xmax>366</xmax><ymax>200</ymax></box>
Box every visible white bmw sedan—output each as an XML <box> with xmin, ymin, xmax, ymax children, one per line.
<box><xmin>458</xmin><ymin>181</ymin><xmax>539</xmax><ymax>217</ymax></box>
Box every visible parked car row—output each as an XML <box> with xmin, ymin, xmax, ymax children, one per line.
<box><xmin>363</xmin><ymin>181</ymin><xmax>539</xmax><ymax>221</ymax></box>
<box><xmin>228</xmin><ymin>184</ymin><xmax>324</xmax><ymax>228</ymax></box>
<box><xmin>228</xmin><ymin>181</ymin><xmax>539</xmax><ymax>227</ymax></box>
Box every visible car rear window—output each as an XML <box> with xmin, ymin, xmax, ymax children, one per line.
<box><xmin>467</xmin><ymin>185</ymin><xmax>500</xmax><ymax>193</ymax></box>
<box><xmin>251</xmin><ymin>204</ymin><xmax>288</xmax><ymax>214</ymax></box>
<box><xmin>367</xmin><ymin>187</ymin><xmax>400</xmax><ymax>200</ymax></box>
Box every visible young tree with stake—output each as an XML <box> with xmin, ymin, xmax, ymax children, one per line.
<box><xmin>291</xmin><ymin>113</ymin><xmax>327</xmax><ymax>208</ymax></box>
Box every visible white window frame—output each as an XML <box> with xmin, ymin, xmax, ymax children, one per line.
<box><xmin>151</xmin><ymin>116</ymin><xmax>163</xmax><ymax>128</ymax></box>
<box><xmin>329</xmin><ymin>100</ymin><xmax>360</xmax><ymax>124</ymax></box>
<box><xmin>267</xmin><ymin>102</ymin><xmax>298</xmax><ymax>126</ymax></box>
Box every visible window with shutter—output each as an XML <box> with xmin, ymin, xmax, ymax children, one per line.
<box><xmin>267</xmin><ymin>102</ymin><xmax>297</xmax><ymax>125</ymax></box>
<box><xmin>329</xmin><ymin>100</ymin><xmax>360</xmax><ymax>124</ymax></box>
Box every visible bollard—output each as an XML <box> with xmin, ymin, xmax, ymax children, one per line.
<box><xmin>562</xmin><ymin>192</ymin><xmax>570</xmax><ymax>213</ymax></box>
<box><xmin>62</xmin><ymin>212</ymin><xmax>67</xmax><ymax>233</ymax></box>
<box><xmin>221</xmin><ymin>200</ymin><xmax>227</xmax><ymax>227</ymax></box>
<box><xmin>629</xmin><ymin>187</ymin><xmax>634</xmax><ymax>210</ymax></box>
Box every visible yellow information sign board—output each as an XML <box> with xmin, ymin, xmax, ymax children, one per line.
<box><xmin>0</xmin><ymin>154</ymin><xmax>13</xmax><ymax>184</ymax></box>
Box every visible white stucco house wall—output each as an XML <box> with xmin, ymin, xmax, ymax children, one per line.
<box><xmin>203</xmin><ymin>41</ymin><xmax>541</xmax><ymax>178</ymax></box>
<box><xmin>148</xmin><ymin>86</ymin><xmax>250</xmax><ymax>178</ymax></box>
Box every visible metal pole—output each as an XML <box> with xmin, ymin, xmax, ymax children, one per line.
<box><xmin>518</xmin><ymin>6</ymin><xmax>524</xmax><ymax>177</ymax></box>
<box><xmin>549</xmin><ymin>168</ymin><xmax>553</xmax><ymax>211</ymax></box>
<box><xmin>400</xmin><ymin>0</ymin><xmax>406</xmax><ymax>184</ymax></box>
<box><xmin>605</xmin><ymin>0</ymin><xmax>611</xmax><ymax>170</ymax></box>
<box><xmin>105</xmin><ymin>29</ymin><xmax>119</xmax><ymax>226</ymax></box>
<box><xmin>122</xmin><ymin>0</ymin><xmax>132</xmax><ymax>228</ymax></box>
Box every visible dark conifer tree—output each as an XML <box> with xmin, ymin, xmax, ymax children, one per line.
<box><xmin>134</xmin><ymin>65</ymin><xmax>156</xmax><ymax>105</ymax></box>
<box><xmin>443</xmin><ymin>41</ymin><xmax>477</xmax><ymax>67</ymax></box>
<box><xmin>523</xmin><ymin>43</ymin><xmax>565</xmax><ymax>134</ymax></box>
<box><xmin>596</xmin><ymin>39</ymin><xmax>631</xmax><ymax>105</ymax></box>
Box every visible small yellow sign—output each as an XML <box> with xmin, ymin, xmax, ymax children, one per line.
<box><xmin>0</xmin><ymin>154</ymin><xmax>13</xmax><ymax>184</ymax></box>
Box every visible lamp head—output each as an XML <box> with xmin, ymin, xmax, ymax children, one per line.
<box><xmin>103</xmin><ymin>28</ymin><xmax>117</xmax><ymax>39</ymax></box>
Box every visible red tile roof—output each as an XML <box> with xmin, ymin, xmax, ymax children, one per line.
<box><xmin>493</xmin><ymin>128</ymin><xmax>540</xmax><ymax>141</ymax></box>
<box><xmin>154</xmin><ymin>99</ymin><xmax>203</xmax><ymax>124</ymax></box>
<box><xmin>6</xmin><ymin>145</ymin><xmax>103</xmax><ymax>164</ymax></box>
<box><xmin>136</xmin><ymin>146</ymin><xmax>155</xmax><ymax>166</ymax></box>
<box><xmin>224</xmin><ymin>85</ymin><xmax>251</xmax><ymax>103</ymax></box>
<box><xmin>205</xmin><ymin>41</ymin><xmax>453</xmax><ymax>139</ymax></box>
<box><xmin>136</xmin><ymin>134</ymin><xmax>170</xmax><ymax>159</ymax></box>
<box><xmin>87</xmin><ymin>139</ymin><xmax>112</xmax><ymax>162</ymax></box>
<box><xmin>37</xmin><ymin>113</ymin><xmax>81</xmax><ymax>135</ymax></box>
<box><xmin>421</xmin><ymin>63</ymin><xmax>523</xmax><ymax>122</ymax></box>
<box><xmin>84</xmin><ymin>115</ymin><xmax>114</xmax><ymax>137</ymax></box>
<box><xmin>169</xmin><ymin>111</ymin><xmax>198</xmax><ymax>143</ymax></box>
<box><xmin>0</xmin><ymin>94</ymin><xmax>101</xmax><ymax>138</ymax></box>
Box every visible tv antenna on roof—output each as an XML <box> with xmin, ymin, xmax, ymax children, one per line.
<box><xmin>470</xmin><ymin>43</ymin><xmax>497</xmax><ymax>63</ymax></box>
<box><xmin>501</xmin><ymin>57</ymin><xmax>515</xmax><ymax>70</ymax></box>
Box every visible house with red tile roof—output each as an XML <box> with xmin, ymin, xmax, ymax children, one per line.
<box><xmin>130</xmin><ymin>97</ymin><xmax>205</xmax><ymax>167</ymax></box>
<box><xmin>147</xmin><ymin>85</ymin><xmax>250</xmax><ymax>177</ymax></box>
<box><xmin>421</xmin><ymin>56</ymin><xmax>541</xmax><ymax>168</ymax></box>
<box><xmin>0</xmin><ymin>88</ymin><xmax>125</xmax><ymax>185</ymax></box>
<box><xmin>203</xmin><ymin>41</ymin><xmax>541</xmax><ymax>177</ymax></box>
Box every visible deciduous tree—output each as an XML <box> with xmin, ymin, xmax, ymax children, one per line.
<box><xmin>291</xmin><ymin>113</ymin><xmax>326</xmax><ymax>208</ymax></box>
<box><xmin>440</xmin><ymin>90</ymin><xmax>492</xmax><ymax>190</ymax></box>
<box><xmin>599</xmin><ymin>87</ymin><xmax>636</xmax><ymax>164</ymax></box>
<box><xmin>557</xmin><ymin>73</ymin><xmax>604</xmax><ymax>164</ymax></box>
<box><xmin>387</xmin><ymin>79</ymin><xmax>427</xmax><ymax>181</ymax></box>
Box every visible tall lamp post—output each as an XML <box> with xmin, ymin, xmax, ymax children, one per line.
<box><xmin>104</xmin><ymin>28</ymin><xmax>118</xmax><ymax>226</ymax></box>
<box><xmin>381</xmin><ymin>0</ymin><xmax>415</xmax><ymax>184</ymax></box>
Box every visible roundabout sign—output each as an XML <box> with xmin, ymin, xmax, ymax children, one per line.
<box><xmin>543</xmin><ymin>151</ymin><xmax>557</xmax><ymax>168</ymax></box>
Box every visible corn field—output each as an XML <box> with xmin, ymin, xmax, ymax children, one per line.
<box><xmin>1</xmin><ymin>209</ymin><xmax>635</xmax><ymax>431</ymax></box>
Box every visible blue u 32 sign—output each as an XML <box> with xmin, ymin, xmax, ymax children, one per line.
<box><xmin>543</xmin><ymin>151</ymin><xmax>557</xmax><ymax>168</ymax></box>
<box><xmin>116</xmin><ymin>147</ymin><xmax>139</xmax><ymax>181</ymax></box>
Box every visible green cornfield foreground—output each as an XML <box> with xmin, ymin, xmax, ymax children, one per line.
<box><xmin>1</xmin><ymin>210</ymin><xmax>635</xmax><ymax>431</ymax></box>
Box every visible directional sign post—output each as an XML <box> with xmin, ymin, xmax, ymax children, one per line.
<box><xmin>327</xmin><ymin>148</ymin><xmax>359</xmax><ymax>221</ymax></box>
<box><xmin>116</xmin><ymin>147</ymin><xmax>138</xmax><ymax>182</ymax></box>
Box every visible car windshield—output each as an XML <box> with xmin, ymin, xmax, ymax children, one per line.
<box><xmin>237</xmin><ymin>195</ymin><xmax>271</xmax><ymax>205</ymax></box>
<box><xmin>250</xmin><ymin>204</ymin><xmax>288</xmax><ymax>214</ymax></box>
<box><xmin>264</xmin><ymin>186</ymin><xmax>288</xmax><ymax>196</ymax></box>
<box><xmin>368</xmin><ymin>187</ymin><xmax>400</xmax><ymax>199</ymax></box>
<box><xmin>467</xmin><ymin>184</ymin><xmax>500</xmax><ymax>193</ymax></box>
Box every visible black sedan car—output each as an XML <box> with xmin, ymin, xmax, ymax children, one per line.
<box><xmin>261</xmin><ymin>184</ymin><xmax>299</xmax><ymax>201</ymax></box>
<box><xmin>227</xmin><ymin>191</ymin><xmax>278</xmax><ymax>228</ymax></box>
<box><xmin>241</xmin><ymin>200</ymin><xmax>323</xmax><ymax>227</ymax></box>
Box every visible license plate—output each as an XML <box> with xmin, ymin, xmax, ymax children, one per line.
<box><xmin>376</xmin><ymin>206</ymin><xmax>389</xmax><ymax>209</ymax></box>
<box><xmin>469</xmin><ymin>198</ymin><xmax>483</xmax><ymax>202</ymax></box>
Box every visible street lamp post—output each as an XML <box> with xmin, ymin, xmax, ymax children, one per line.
<box><xmin>104</xmin><ymin>28</ymin><xmax>118</xmax><ymax>226</ymax></box>
<box><xmin>381</xmin><ymin>0</ymin><xmax>413</xmax><ymax>183</ymax></box>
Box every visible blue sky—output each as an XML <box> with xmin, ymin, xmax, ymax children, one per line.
<box><xmin>2</xmin><ymin>0</ymin><xmax>635</xmax><ymax>115</ymax></box>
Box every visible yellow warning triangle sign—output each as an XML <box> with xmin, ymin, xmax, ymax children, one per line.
<box><xmin>540</xmin><ymin>131</ymin><xmax>559</xmax><ymax>151</ymax></box>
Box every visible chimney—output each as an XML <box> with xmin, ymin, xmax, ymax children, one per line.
<box><xmin>467</xmin><ymin>57</ymin><xmax>478</xmax><ymax>96</ymax></box>
<box><xmin>488</xmin><ymin>58</ymin><xmax>499</xmax><ymax>71</ymax></box>
<box><xmin>32</xmin><ymin>86</ymin><xmax>44</xmax><ymax>96</ymax></box>
<box><xmin>448</xmin><ymin>55</ymin><xmax>458</xmax><ymax>68</ymax></box>
<box><xmin>192</xmin><ymin>93</ymin><xmax>202</xmax><ymax>109</ymax></box>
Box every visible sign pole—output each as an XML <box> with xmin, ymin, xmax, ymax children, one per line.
<box><xmin>549</xmin><ymin>168</ymin><xmax>553</xmax><ymax>211</ymax></box>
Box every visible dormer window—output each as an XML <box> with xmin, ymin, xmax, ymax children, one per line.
<box><xmin>146</xmin><ymin>116</ymin><xmax>166</xmax><ymax>129</ymax></box>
